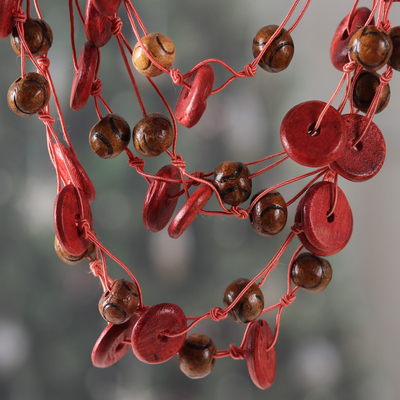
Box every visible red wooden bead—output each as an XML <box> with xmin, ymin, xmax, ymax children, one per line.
<box><xmin>388</xmin><ymin>26</ymin><xmax>400</xmax><ymax>71</ymax></box>
<box><xmin>131</xmin><ymin>303</ymin><xmax>187</xmax><ymax>364</ymax></box>
<box><xmin>280</xmin><ymin>101</ymin><xmax>347</xmax><ymax>168</ymax></box>
<box><xmin>93</xmin><ymin>0</ymin><xmax>122</xmax><ymax>16</ymax></box>
<box><xmin>85</xmin><ymin>0</ymin><xmax>113</xmax><ymax>48</ymax></box>
<box><xmin>175</xmin><ymin>64</ymin><xmax>215</xmax><ymax>128</ymax></box>
<box><xmin>330</xmin><ymin>114</ymin><xmax>386</xmax><ymax>182</ymax></box>
<box><xmin>168</xmin><ymin>184</ymin><xmax>213</xmax><ymax>239</ymax></box>
<box><xmin>0</xmin><ymin>0</ymin><xmax>18</xmax><ymax>39</ymax></box>
<box><xmin>143</xmin><ymin>164</ymin><xmax>182</xmax><ymax>233</ymax></box>
<box><xmin>246</xmin><ymin>319</ymin><xmax>276</xmax><ymax>390</ymax></box>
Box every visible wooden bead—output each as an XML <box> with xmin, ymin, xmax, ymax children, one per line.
<box><xmin>133</xmin><ymin>112</ymin><xmax>174</xmax><ymax>157</ymax></box>
<box><xmin>8</xmin><ymin>72</ymin><xmax>50</xmax><ymax>117</ymax></box>
<box><xmin>252</xmin><ymin>25</ymin><xmax>294</xmax><ymax>73</ymax></box>
<box><xmin>99</xmin><ymin>279</ymin><xmax>139</xmax><ymax>325</ymax></box>
<box><xmin>85</xmin><ymin>0</ymin><xmax>112</xmax><ymax>48</ymax></box>
<box><xmin>352</xmin><ymin>70</ymin><xmax>390</xmax><ymax>114</ymax></box>
<box><xmin>132</xmin><ymin>33</ymin><xmax>175</xmax><ymax>77</ymax></box>
<box><xmin>0</xmin><ymin>0</ymin><xmax>18</xmax><ymax>39</ymax></box>
<box><xmin>223</xmin><ymin>278</ymin><xmax>264</xmax><ymax>324</ymax></box>
<box><xmin>291</xmin><ymin>252</ymin><xmax>332</xmax><ymax>293</ymax></box>
<box><xmin>213</xmin><ymin>161</ymin><xmax>252</xmax><ymax>206</ymax></box>
<box><xmin>179</xmin><ymin>334</ymin><xmax>216</xmax><ymax>379</ymax></box>
<box><xmin>349</xmin><ymin>26</ymin><xmax>393</xmax><ymax>71</ymax></box>
<box><xmin>54</xmin><ymin>235</ymin><xmax>95</xmax><ymax>265</ymax></box>
<box><xmin>89</xmin><ymin>114</ymin><xmax>131</xmax><ymax>159</ymax></box>
<box><xmin>11</xmin><ymin>19</ymin><xmax>53</xmax><ymax>58</ymax></box>
<box><xmin>388</xmin><ymin>26</ymin><xmax>400</xmax><ymax>71</ymax></box>
<box><xmin>249</xmin><ymin>190</ymin><xmax>287</xmax><ymax>237</ymax></box>
<box><xmin>93</xmin><ymin>0</ymin><xmax>122</xmax><ymax>16</ymax></box>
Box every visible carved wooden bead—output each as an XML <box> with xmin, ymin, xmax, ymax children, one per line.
<box><xmin>89</xmin><ymin>114</ymin><xmax>131</xmax><ymax>159</ymax></box>
<box><xmin>223</xmin><ymin>278</ymin><xmax>264</xmax><ymax>324</ymax></box>
<box><xmin>54</xmin><ymin>235</ymin><xmax>95</xmax><ymax>265</ymax></box>
<box><xmin>387</xmin><ymin>26</ymin><xmax>400</xmax><ymax>71</ymax></box>
<box><xmin>252</xmin><ymin>25</ymin><xmax>294</xmax><ymax>73</ymax></box>
<box><xmin>132</xmin><ymin>33</ymin><xmax>175</xmax><ymax>77</ymax></box>
<box><xmin>8</xmin><ymin>72</ymin><xmax>50</xmax><ymax>117</ymax></box>
<box><xmin>99</xmin><ymin>279</ymin><xmax>139</xmax><ymax>324</ymax></box>
<box><xmin>291</xmin><ymin>252</ymin><xmax>332</xmax><ymax>293</ymax></box>
<box><xmin>214</xmin><ymin>161</ymin><xmax>252</xmax><ymax>206</ymax></box>
<box><xmin>179</xmin><ymin>334</ymin><xmax>217</xmax><ymax>379</ymax></box>
<box><xmin>133</xmin><ymin>112</ymin><xmax>174</xmax><ymax>157</ymax></box>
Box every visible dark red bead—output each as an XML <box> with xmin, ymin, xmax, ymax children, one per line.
<box><xmin>85</xmin><ymin>0</ymin><xmax>113</xmax><ymax>48</ymax></box>
<box><xmin>0</xmin><ymin>0</ymin><xmax>18</xmax><ymax>39</ymax></box>
<box><xmin>93</xmin><ymin>0</ymin><xmax>122</xmax><ymax>16</ymax></box>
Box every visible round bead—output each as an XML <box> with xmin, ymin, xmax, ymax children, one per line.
<box><xmin>8</xmin><ymin>72</ymin><xmax>50</xmax><ymax>117</ymax></box>
<box><xmin>349</xmin><ymin>26</ymin><xmax>393</xmax><ymax>71</ymax></box>
<box><xmin>249</xmin><ymin>190</ymin><xmax>287</xmax><ymax>237</ymax></box>
<box><xmin>54</xmin><ymin>235</ymin><xmax>95</xmax><ymax>265</ymax></box>
<box><xmin>223</xmin><ymin>278</ymin><xmax>264</xmax><ymax>324</ymax></box>
<box><xmin>99</xmin><ymin>279</ymin><xmax>139</xmax><ymax>325</ymax></box>
<box><xmin>132</xmin><ymin>33</ymin><xmax>175</xmax><ymax>77</ymax></box>
<box><xmin>178</xmin><ymin>334</ymin><xmax>217</xmax><ymax>379</ymax></box>
<box><xmin>85</xmin><ymin>0</ymin><xmax>112</xmax><ymax>48</ymax></box>
<box><xmin>133</xmin><ymin>113</ymin><xmax>174</xmax><ymax>157</ymax></box>
<box><xmin>291</xmin><ymin>252</ymin><xmax>332</xmax><ymax>293</ymax></box>
<box><xmin>93</xmin><ymin>0</ymin><xmax>122</xmax><ymax>16</ymax></box>
<box><xmin>89</xmin><ymin>114</ymin><xmax>131</xmax><ymax>159</ymax></box>
<box><xmin>0</xmin><ymin>0</ymin><xmax>18</xmax><ymax>39</ymax></box>
<box><xmin>252</xmin><ymin>25</ymin><xmax>294</xmax><ymax>73</ymax></box>
<box><xmin>388</xmin><ymin>26</ymin><xmax>400</xmax><ymax>71</ymax></box>
<box><xmin>213</xmin><ymin>161</ymin><xmax>252</xmax><ymax>206</ymax></box>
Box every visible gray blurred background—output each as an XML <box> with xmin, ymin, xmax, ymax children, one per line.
<box><xmin>0</xmin><ymin>0</ymin><xmax>399</xmax><ymax>399</ymax></box>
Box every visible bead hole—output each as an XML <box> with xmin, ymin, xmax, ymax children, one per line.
<box><xmin>341</xmin><ymin>30</ymin><xmax>349</xmax><ymax>41</ymax></box>
<box><xmin>327</xmin><ymin>212</ymin><xmax>335</xmax><ymax>223</ymax></box>
<box><xmin>157</xmin><ymin>332</ymin><xmax>169</xmax><ymax>344</ymax></box>
<box><xmin>352</xmin><ymin>141</ymin><xmax>363</xmax><ymax>152</ymax></box>
<box><xmin>308</xmin><ymin>123</ymin><xmax>321</xmax><ymax>137</ymax></box>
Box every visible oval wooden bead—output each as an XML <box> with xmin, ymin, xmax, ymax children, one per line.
<box><xmin>213</xmin><ymin>161</ymin><xmax>252</xmax><ymax>206</ymax></box>
<box><xmin>93</xmin><ymin>0</ymin><xmax>122</xmax><ymax>16</ymax></box>
<box><xmin>175</xmin><ymin>64</ymin><xmax>215</xmax><ymax>128</ymax></box>
<box><xmin>252</xmin><ymin>25</ymin><xmax>294</xmax><ymax>73</ymax></box>
<box><xmin>388</xmin><ymin>26</ymin><xmax>400</xmax><ymax>71</ymax></box>
<box><xmin>249</xmin><ymin>190</ymin><xmax>287</xmax><ymax>237</ymax></box>
<box><xmin>133</xmin><ymin>112</ymin><xmax>174</xmax><ymax>157</ymax></box>
<box><xmin>85</xmin><ymin>0</ymin><xmax>113</xmax><ymax>48</ymax></box>
<box><xmin>89</xmin><ymin>114</ymin><xmax>131</xmax><ymax>159</ymax></box>
<box><xmin>223</xmin><ymin>278</ymin><xmax>264</xmax><ymax>324</ymax></box>
<box><xmin>280</xmin><ymin>101</ymin><xmax>346</xmax><ymax>168</ymax></box>
<box><xmin>132</xmin><ymin>33</ymin><xmax>175</xmax><ymax>77</ymax></box>
<box><xmin>54</xmin><ymin>235</ymin><xmax>95</xmax><ymax>265</ymax></box>
<box><xmin>0</xmin><ymin>0</ymin><xmax>18</xmax><ymax>39</ymax></box>
<box><xmin>178</xmin><ymin>334</ymin><xmax>216</xmax><ymax>379</ymax></box>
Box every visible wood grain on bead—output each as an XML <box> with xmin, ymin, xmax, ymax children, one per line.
<box><xmin>93</xmin><ymin>0</ymin><xmax>122</xmax><ymax>16</ymax></box>
<box><xmin>131</xmin><ymin>303</ymin><xmax>187</xmax><ymax>364</ymax></box>
<box><xmin>0</xmin><ymin>0</ymin><xmax>18</xmax><ymax>39</ymax></box>
<box><xmin>388</xmin><ymin>27</ymin><xmax>400</xmax><ymax>71</ymax></box>
<box><xmin>85</xmin><ymin>0</ymin><xmax>113</xmax><ymax>48</ymax></box>
<box><xmin>54</xmin><ymin>235</ymin><xmax>95</xmax><ymax>265</ymax></box>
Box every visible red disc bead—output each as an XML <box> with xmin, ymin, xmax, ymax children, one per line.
<box><xmin>0</xmin><ymin>0</ymin><xmax>18</xmax><ymax>39</ymax></box>
<box><xmin>85</xmin><ymin>0</ymin><xmax>113</xmax><ymax>48</ymax></box>
<box><xmin>93</xmin><ymin>0</ymin><xmax>122</xmax><ymax>16</ymax></box>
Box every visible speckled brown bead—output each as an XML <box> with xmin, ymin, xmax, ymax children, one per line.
<box><xmin>133</xmin><ymin>112</ymin><xmax>174</xmax><ymax>157</ymax></box>
<box><xmin>132</xmin><ymin>33</ymin><xmax>175</xmax><ymax>77</ymax></box>
<box><xmin>223</xmin><ymin>278</ymin><xmax>264</xmax><ymax>324</ymax></box>
<box><xmin>89</xmin><ymin>114</ymin><xmax>131</xmax><ymax>159</ymax></box>
<box><xmin>387</xmin><ymin>26</ymin><xmax>400</xmax><ymax>71</ymax></box>
<box><xmin>8</xmin><ymin>72</ymin><xmax>50</xmax><ymax>117</ymax></box>
<box><xmin>252</xmin><ymin>25</ymin><xmax>294</xmax><ymax>73</ymax></box>
<box><xmin>54</xmin><ymin>235</ymin><xmax>95</xmax><ymax>265</ymax></box>
<box><xmin>214</xmin><ymin>161</ymin><xmax>252</xmax><ymax>207</ymax></box>
<box><xmin>178</xmin><ymin>333</ymin><xmax>216</xmax><ymax>379</ymax></box>
<box><xmin>291</xmin><ymin>252</ymin><xmax>332</xmax><ymax>293</ymax></box>
<box><xmin>99</xmin><ymin>279</ymin><xmax>139</xmax><ymax>324</ymax></box>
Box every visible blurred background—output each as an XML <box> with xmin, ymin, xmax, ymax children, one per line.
<box><xmin>0</xmin><ymin>0</ymin><xmax>399</xmax><ymax>399</ymax></box>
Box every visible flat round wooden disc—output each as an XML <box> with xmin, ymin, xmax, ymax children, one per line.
<box><xmin>85</xmin><ymin>0</ymin><xmax>113</xmax><ymax>48</ymax></box>
<box><xmin>143</xmin><ymin>164</ymin><xmax>182</xmax><ymax>232</ymax></box>
<box><xmin>246</xmin><ymin>319</ymin><xmax>276</xmax><ymax>390</ymax></box>
<box><xmin>53</xmin><ymin>184</ymin><xmax>93</xmax><ymax>256</ymax></box>
<box><xmin>91</xmin><ymin>313</ymin><xmax>139</xmax><ymax>368</ymax></box>
<box><xmin>93</xmin><ymin>0</ymin><xmax>122</xmax><ymax>16</ymax></box>
<box><xmin>280</xmin><ymin>101</ymin><xmax>347</xmax><ymax>167</ymax></box>
<box><xmin>0</xmin><ymin>0</ymin><xmax>18</xmax><ymax>39</ymax></box>
<box><xmin>168</xmin><ymin>184</ymin><xmax>213</xmax><ymax>239</ymax></box>
<box><xmin>131</xmin><ymin>303</ymin><xmax>187</xmax><ymax>364</ymax></box>
<box><xmin>330</xmin><ymin>114</ymin><xmax>386</xmax><ymax>182</ymax></box>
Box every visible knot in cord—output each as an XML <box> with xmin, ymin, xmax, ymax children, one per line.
<box><xmin>38</xmin><ymin>111</ymin><xmax>55</xmax><ymax>125</ymax></box>
<box><xmin>170</xmin><ymin>68</ymin><xmax>184</xmax><ymax>85</ymax></box>
<box><xmin>190</xmin><ymin>171</ymin><xmax>204</xmax><ymax>185</ymax></box>
<box><xmin>230</xmin><ymin>344</ymin><xmax>246</xmax><ymax>360</ymax></box>
<box><xmin>89</xmin><ymin>259</ymin><xmax>103</xmax><ymax>277</ymax></box>
<box><xmin>37</xmin><ymin>57</ymin><xmax>50</xmax><ymax>70</ymax></box>
<box><xmin>128</xmin><ymin>155</ymin><xmax>145</xmax><ymax>170</ymax></box>
<box><xmin>380</xmin><ymin>20</ymin><xmax>391</xmax><ymax>32</ymax></box>
<box><xmin>91</xmin><ymin>79</ymin><xmax>103</xmax><ymax>97</ymax></box>
<box><xmin>77</xmin><ymin>218</ymin><xmax>91</xmax><ymax>238</ymax></box>
<box><xmin>210</xmin><ymin>307</ymin><xmax>227</xmax><ymax>322</ymax></box>
<box><xmin>281</xmin><ymin>292</ymin><xmax>296</xmax><ymax>307</ymax></box>
<box><xmin>243</xmin><ymin>63</ymin><xmax>257</xmax><ymax>78</ymax></box>
<box><xmin>111</xmin><ymin>17</ymin><xmax>123</xmax><ymax>36</ymax></box>
<box><xmin>231</xmin><ymin>206</ymin><xmax>248</xmax><ymax>219</ymax></box>
<box><xmin>13</xmin><ymin>7</ymin><xmax>26</xmax><ymax>23</ymax></box>
<box><xmin>291</xmin><ymin>222</ymin><xmax>303</xmax><ymax>235</ymax></box>
<box><xmin>343</xmin><ymin>61</ymin><xmax>356</xmax><ymax>73</ymax></box>
<box><xmin>380</xmin><ymin>68</ymin><xmax>393</xmax><ymax>85</ymax></box>
<box><xmin>171</xmin><ymin>154</ymin><xmax>186</xmax><ymax>169</ymax></box>
<box><xmin>324</xmin><ymin>169</ymin><xmax>336</xmax><ymax>182</ymax></box>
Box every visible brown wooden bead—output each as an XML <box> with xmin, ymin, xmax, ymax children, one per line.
<box><xmin>8</xmin><ymin>72</ymin><xmax>50</xmax><ymax>117</ymax></box>
<box><xmin>387</xmin><ymin>26</ymin><xmax>400</xmax><ymax>71</ymax></box>
<box><xmin>89</xmin><ymin>114</ymin><xmax>131</xmax><ymax>159</ymax></box>
<box><xmin>133</xmin><ymin>112</ymin><xmax>174</xmax><ymax>157</ymax></box>
<box><xmin>349</xmin><ymin>26</ymin><xmax>393</xmax><ymax>71</ymax></box>
<box><xmin>214</xmin><ymin>161</ymin><xmax>252</xmax><ymax>207</ymax></box>
<box><xmin>291</xmin><ymin>252</ymin><xmax>332</xmax><ymax>293</ymax></box>
<box><xmin>249</xmin><ymin>190</ymin><xmax>287</xmax><ymax>237</ymax></box>
<box><xmin>54</xmin><ymin>235</ymin><xmax>95</xmax><ymax>265</ymax></box>
<box><xmin>223</xmin><ymin>278</ymin><xmax>264</xmax><ymax>324</ymax></box>
<box><xmin>132</xmin><ymin>33</ymin><xmax>175</xmax><ymax>77</ymax></box>
<box><xmin>99</xmin><ymin>279</ymin><xmax>139</xmax><ymax>325</ymax></box>
<box><xmin>11</xmin><ymin>19</ymin><xmax>53</xmax><ymax>58</ymax></box>
<box><xmin>252</xmin><ymin>25</ymin><xmax>294</xmax><ymax>73</ymax></box>
<box><xmin>352</xmin><ymin>70</ymin><xmax>390</xmax><ymax>114</ymax></box>
<box><xmin>179</xmin><ymin>334</ymin><xmax>216</xmax><ymax>379</ymax></box>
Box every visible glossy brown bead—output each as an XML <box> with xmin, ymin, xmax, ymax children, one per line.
<box><xmin>89</xmin><ymin>114</ymin><xmax>131</xmax><ymax>159</ymax></box>
<box><xmin>133</xmin><ymin>112</ymin><xmax>174</xmax><ymax>157</ymax></box>
<box><xmin>54</xmin><ymin>235</ymin><xmax>95</xmax><ymax>265</ymax></box>
<box><xmin>179</xmin><ymin>334</ymin><xmax>216</xmax><ymax>379</ymax></box>
<box><xmin>8</xmin><ymin>72</ymin><xmax>50</xmax><ymax>117</ymax></box>
<box><xmin>249</xmin><ymin>190</ymin><xmax>287</xmax><ymax>237</ymax></box>
<box><xmin>223</xmin><ymin>278</ymin><xmax>264</xmax><ymax>324</ymax></box>
<box><xmin>132</xmin><ymin>33</ymin><xmax>175</xmax><ymax>77</ymax></box>
<box><xmin>252</xmin><ymin>25</ymin><xmax>294</xmax><ymax>73</ymax></box>
<box><xmin>11</xmin><ymin>19</ymin><xmax>53</xmax><ymax>58</ymax></box>
<box><xmin>291</xmin><ymin>252</ymin><xmax>332</xmax><ymax>293</ymax></box>
<box><xmin>99</xmin><ymin>279</ymin><xmax>139</xmax><ymax>324</ymax></box>
<box><xmin>214</xmin><ymin>161</ymin><xmax>252</xmax><ymax>206</ymax></box>
<box><xmin>387</xmin><ymin>26</ymin><xmax>400</xmax><ymax>71</ymax></box>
